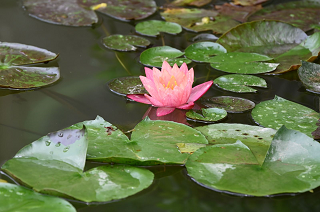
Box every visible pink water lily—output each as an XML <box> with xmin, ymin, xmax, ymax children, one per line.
<box><xmin>127</xmin><ymin>61</ymin><xmax>213</xmax><ymax>116</ymax></box>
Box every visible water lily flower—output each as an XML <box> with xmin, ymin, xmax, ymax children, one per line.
<box><xmin>127</xmin><ymin>61</ymin><xmax>213</xmax><ymax>116</ymax></box>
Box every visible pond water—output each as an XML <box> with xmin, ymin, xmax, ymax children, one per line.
<box><xmin>1</xmin><ymin>0</ymin><xmax>320</xmax><ymax>211</ymax></box>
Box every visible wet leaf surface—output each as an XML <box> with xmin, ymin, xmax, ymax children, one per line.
<box><xmin>251</xmin><ymin>96</ymin><xmax>320</xmax><ymax>138</ymax></box>
<box><xmin>186</xmin><ymin>108</ymin><xmax>227</xmax><ymax>123</ymax></box>
<box><xmin>233</xmin><ymin>0</ymin><xmax>268</xmax><ymax>6</ymax></box>
<box><xmin>135</xmin><ymin>20</ymin><xmax>182</xmax><ymax>36</ymax></box>
<box><xmin>108</xmin><ymin>76</ymin><xmax>147</xmax><ymax>96</ymax></box>
<box><xmin>215</xmin><ymin>3</ymin><xmax>262</xmax><ymax>22</ymax></box>
<box><xmin>184</xmin><ymin>42</ymin><xmax>227</xmax><ymax>63</ymax></box>
<box><xmin>213</xmin><ymin>74</ymin><xmax>267</xmax><ymax>93</ymax></box>
<box><xmin>165</xmin><ymin>0</ymin><xmax>212</xmax><ymax>7</ymax></box>
<box><xmin>200</xmin><ymin>96</ymin><xmax>255</xmax><ymax>113</ymax></box>
<box><xmin>191</xmin><ymin>33</ymin><xmax>219</xmax><ymax>42</ymax></box>
<box><xmin>102</xmin><ymin>35</ymin><xmax>150</xmax><ymax>51</ymax></box>
<box><xmin>298</xmin><ymin>61</ymin><xmax>320</xmax><ymax>93</ymax></box>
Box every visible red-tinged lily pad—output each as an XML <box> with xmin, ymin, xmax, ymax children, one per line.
<box><xmin>0</xmin><ymin>42</ymin><xmax>60</xmax><ymax>89</ymax></box>
<box><xmin>248</xmin><ymin>1</ymin><xmax>320</xmax><ymax>32</ymax></box>
<box><xmin>215</xmin><ymin>3</ymin><xmax>262</xmax><ymax>23</ymax></box>
<box><xmin>107</xmin><ymin>76</ymin><xmax>148</xmax><ymax>96</ymax></box>
<box><xmin>22</xmin><ymin>0</ymin><xmax>98</xmax><ymax>26</ymax></box>
<box><xmin>233</xmin><ymin>0</ymin><xmax>268</xmax><ymax>6</ymax></box>
<box><xmin>165</xmin><ymin>0</ymin><xmax>212</xmax><ymax>7</ymax></box>
<box><xmin>160</xmin><ymin>8</ymin><xmax>240</xmax><ymax>35</ymax></box>
<box><xmin>102</xmin><ymin>34</ymin><xmax>150</xmax><ymax>51</ymax></box>
<box><xmin>201</xmin><ymin>96</ymin><xmax>255</xmax><ymax>113</ymax></box>
<box><xmin>298</xmin><ymin>61</ymin><xmax>320</xmax><ymax>94</ymax></box>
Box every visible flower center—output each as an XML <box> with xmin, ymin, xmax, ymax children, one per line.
<box><xmin>162</xmin><ymin>75</ymin><xmax>178</xmax><ymax>90</ymax></box>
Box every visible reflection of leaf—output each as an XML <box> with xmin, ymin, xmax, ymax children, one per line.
<box><xmin>135</xmin><ymin>20</ymin><xmax>182</xmax><ymax>36</ymax></box>
<box><xmin>108</xmin><ymin>76</ymin><xmax>148</xmax><ymax>96</ymax></box>
<box><xmin>186</xmin><ymin>108</ymin><xmax>227</xmax><ymax>123</ymax></box>
<box><xmin>184</xmin><ymin>42</ymin><xmax>226</xmax><ymax>63</ymax></box>
<box><xmin>102</xmin><ymin>35</ymin><xmax>150</xmax><ymax>51</ymax></box>
<box><xmin>298</xmin><ymin>61</ymin><xmax>320</xmax><ymax>93</ymax></box>
<box><xmin>201</xmin><ymin>96</ymin><xmax>255</xmax><ymax>113</ymax></box>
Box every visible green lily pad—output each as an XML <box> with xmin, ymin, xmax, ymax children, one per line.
<box><xmin>0</xmin><ymin>183</ymin><xmax>76</xmax><ymax>212</ymax></box>
<box><xmin>23</xmin><ymin>0</ymin><xmax>98</xmax><ymax>26</ymax></box>
<box><xmin>107</xmin><ymin>76</ymin><xmax>147</xmax><ymax>96</ymax></box>
<box><xmin>135</xmin><ymin>20</ymin><xmax>182</xmax><ymax>37</ymax></box>
<box><xmin>186</xmin><ymin>108</ymin><xmax>227</xmax><ymax>123</ymax></box>
<box><xmin>160</xmin><ymin>8</ymin><xmax>239</xmax><ymax>35</ymax></box>
<box><xmin>166</xmin><ymin>0</ymin><xmax>212</xmax><ymax>7</ymax></box>
<box><xmin>0</xmin><ymin>42</ymin><xmax>60</xmax><ymax>89</ymax></box>
<box><xmin>176</xmin><ymin>143</ymin><xmax>207</xmax><ymax>154</ymax></box>
<box><xmin>251</xmin><ymin>96</ymin><xmax>320</xmax><ymax>138</ymax></box>
<box><xmin>217</xmin><ymin>20</ymin><xmax>320</xmax><ymax>74</ymax></box>
<box><xmin>248</xmin><ymin>1</ymin><xmax>320</xmax><ymax>32</ymax></box>
<box><xmin>140</xmin><ymin>46</ymin><xmax>192</xmax><ymax>68</ymax></box>
<box><xmin>213</xmin><ymin>74</ymin><xmax>267</xmax><ymax>93</ymax></box>
<box><xmin>102</xmin><ymin>35</ymin><xmax>150</xmax><ymax>51</ymax></box>
<box><xmin>200</xmin><ymin>96</ymin><xmax>256</xmax><ymax>113</ymax></box>
<box><xmin>209</xmin><ymin>52</ymin><xmax>279</xmax><ymax>74</ymax></box>
<box><xmin>186</xmin><ymin>126</ymin><xmax>320</xmax><ymax>196</ymax></box>
<box><xmin>1</xmin><ymin>126</ymin><xmax>154</xmax><ymax>202</ymax></box>
<box><xmin>78</xmin><ymin>0</ymin><xmax>157</xmax><ymax>21</ymax></box>
<box><xmin>184</xmin><ymin>42</ymin><xmax>227</xmax><ymax>63</ymax></box>
<box><xmin>298</xmin><ymin>61</ymin><xmax>320</xmax><ymax>93</ymax></box>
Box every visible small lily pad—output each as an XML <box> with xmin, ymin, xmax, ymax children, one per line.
<box><xmin>210</xmin><ymin>52</ymin><xmax>279</xmax><ymax>74</ymax></box>
<box><xmin>108</xmin><ymin>76</ymin><xmax>147</xmax><ymax>96</ymax></box>
<box><xmin>186</xmin><ymin>108</ymin><xmax>227</xmax><ymax>123</ymax></box>
<box><xmin>102</xmin><ymin>34</ymin><xmax>150</xmax><ymax>51</ymax></box>
<box><xmin>191</xmin><ymin>33</ymin><xmax>219</xmax><ymax>42</ymax></box>
<box><xmin>214</xmin><ymin>74</ymin><xmax>267</xmax><ymax>93</ymax></box>
<box><xmin>140</xmin><ymin>46</ymin><xmax>192</xmax><ymax>67</ymax></box>
<box><xmin>298</xmin><ymin>61</ymin><xmax>320</xmax><ymax>93</ymax></box>
<box><xmin>201</xmin><ymin>96</ymin><xmax>255</xmax><ymax>113</ymax></box>
<box><xmin>251</xmin><ymin>96</ymin><xmax>320</xmax><ymax>138</ymax></box>
<box><xmin>135</xmin><ymin>20</ymin><xmax>182</xmax><ymax>36</ymax></box>
<box><xmin>184</xmin><ymin>42</ymin><xmax>227</xmax><ymax>63</ymax></box>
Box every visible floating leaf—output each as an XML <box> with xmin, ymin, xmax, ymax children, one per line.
<box><xmin>186</xmin><ymin>126</ymin><xmax>320</xmax><ymax>196</ymax></box>
<box><xmin>184</xmin><ymin>42</ymin><xmax>227</xmax><ymax>62</ymax></box>
<box><xmin>298</xmin><ymin>61</ymin><xmax>320</xmax><ymax>93</ymax></box>
<box><xmin>166</xmin><ymin>0</ymin><xmax>212</xmax><ymax>7</ymax></box>
<box><xmin>201</xmin><ymin>96</ymin><xmax>255</xmax><ymax>113</ymax></box>
<box><xmin>160</xmin><ymin>8</ymin><xmax>239</xmax><ymax>35</ymax></box>
<box><xmin>108</xmin><ymin>76</ymin><xmax>147</xmax><ymax>96</ymax></box>
<box><xmin>233</xmin><ymin>0</ymin><xmax>268</xmax><ymax>6</ymax></box>
<box><xmin>135</xmin><ymin>20</ymin><xmax>182</xmax><ymax>36</ymax></box>
<box><xmin>248</xmin><ymin>1</ymin><xmax>320</xmax><ymax>32</ymax></box>
<box><xmin>186</xmin><ymin>108</ymin><xmax>227</xmax><ymax>123</ymax></box>
<box><xmin>251</xmin><ymin>96</ymin><xmax>320</xmax><ymax>138</ymax></box>
<box><xmin>210</xmin><ymin>52</ymin><xmax>278</xmax><ymax>74</ymax></box>
<box><xmin>102</xmin><ymin>35</ymin><xmax>150</xmax><ymax>51</ymax></box>
<box><xmin>213</xmin><ymin>74</ymin><xmax>267</xmax><ymax>93</ymax></box>
<box><xmin>22</xmin><ymin>0</ymin><xmax>98</xmax><ymax>26</ymax></box>
<box><xmin>215</xmin><ymin>3</ymin><xmax>262</xmax><ymax>22</ymax></box>
<box><xmin>0</xmin><ymin>42</ymin><xmax>60</xmax><ymax>89</ymax></box>
<box><xmin>191</xmin><ymin>33</ymin><xmax>219</xmax><ymax>42</ymax></box>
<box><xmin>176</xmin><ymin>143</ymin><xmax>207</xmax><ymax>154</ymax></box>
<box><xmin>0</xmin><ymin>183</ymin><xmax>76</xmax><ymax>212</ymax></box>
<box><xmin>140</xmin><ymin>46</ymin><xmax>191</xmax><ymax>67</ymax></box>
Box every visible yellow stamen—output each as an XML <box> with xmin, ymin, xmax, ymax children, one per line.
<box><xmin>163</xmin><ymin>76</ymin><xmax>178</xmax><ymax>90</ymax></box>
<box><xmin>90</xmin><ymin>3</ymin><xmax>107</xmax><ymax>11</ymax></box>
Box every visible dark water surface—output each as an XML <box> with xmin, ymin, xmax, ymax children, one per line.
<box><xmin>1</xmin><ymin>0</ymin><xmax>320</xmax><ymax>211</ymax></box>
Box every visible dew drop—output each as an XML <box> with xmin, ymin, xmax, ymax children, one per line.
<box><xmin>45</xmin><ymin>141</ymin><xmax>51</xmax><ymax>146</ymax></box>
<box><xmin>58</xmin><ymin>132</ymin><xmax>63</xmax><ymax>137</ymax></box>
<box><xmin>63</xmin><ymin>147</ymin><xmax>70</xmax><ymax>152</ymax></box>
<box><xmin>55</xmin><ymin>142</ymin><xmax>61</xmax><ymax>147</ymax></box>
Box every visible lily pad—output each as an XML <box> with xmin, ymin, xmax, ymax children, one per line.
<box><xmin>191</xmin><ymin>33</ymin><xmax>219</xmax><ymax>42</ymax></box>
<box><xmin>217</xmin><ymin>20</ymin><xmax>320</xmax><ymax>74</ymax></box>
<box><xmin>1</xmin><ymin>126</ymin><xmax>154</xmax><ymax>202</ymax></box>
<box><xmin>186</xmin><ymin>126</ymin><xmax>320</xmax><ymax>196</ymax></box>
<box><xmin>298</xmin><ymin>61</ymin><xmax>320</xmax><ymax>93</ymax></box>
<box><xmin>0</xmin><ymin>42</ymin><xmax>60</xmax><ymax>89</ymax></box>
<box><xmin>233</xmin><ymin>0</ymin><xmax>268</xmax><ymax>6</ymax></box>
<box><xmin>102</xmin><ymin>35</ymin><xmax>150</xmax><ymax>51</ymax></box>
<box><xmin>140</xmin><ymin>46</ymin><xmax>191</xmax><ymax>68</ymax></box>
<box><xmin>78</xmin><ymin>0</ymin><xmax>157</xmax><ymax>21</ymax></box>
<box><xmin>200</xmin><ymin>96</ymin><xmax>255</xmax><ymax>113</ymax></box>
<box><xmin>184</xmin><ymin>42</ymin><xmax>227</xmax><ymax>63</ymax></box>
<box><xmin>176</xmin><ymin>143</ymin><xmax>207</xmax><ymax>154</ymax></box>
<box><xmin>248</xmin><ymin>1</ymin><xmax>320</xmax><ymax>32</ymax></box>
<box><xmin>0</xmin><ymin>183</ymin><xmax>76</xmax><ymax>212</ymax></box>
<box><xmin>215</xmin><ymin>3</ymin><xmax>262</xmax><ymax>23</ymax></box>
<box><xmin>251</xmin><ymin>96</ymin><xmax>320</xmax><ymax>138</ymax></box>
<box><xmin>108</xmin><ymin>76</ymin><xmax>147</xmax><ymax>96</ymax></box>
<box><xmin>166</xmin><ymin>0</ymin><xmax>212</xmax><ymax>7</ymax></box>
<box><xmin>23</xmin><ymin>0</ymin><xmax>98</xmax><ymax>26</ymax></box>
<box><xmin>135</xmin><ymin>20</ymin><xmax>182</xmax><ymax>36</ymax></box>
<box><xmin>186</xmin><ymin>108</ymin><xmax>227</xmax><ymax>123</ymax></box>
<box><xmin>213</xmin><ymin>74</ymin><xmax>267</xmax><ymax>93</ymax></box>
<box><xmin>160</xmin><ymin>8</ymin><xmax>239</xmax><ymax>35</ymax></box>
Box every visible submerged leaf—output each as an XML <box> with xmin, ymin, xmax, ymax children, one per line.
<box><xmin>186</xmin><ymin>108</ymin><xmax>227</xmax><ymax>123</ymax></box>
<box><xmin>102</xmin><ymin>34</ymin><xmax>150</xmax><ymax>51</ymax></box>
<box><xmin>135</xmin><ymin>20</ymin><xmax>182</xmax><ymax>36</ymax></box>
<box><xmin>200</xmin><ymin>96</ymin><xmax>255</xmax><ymax>113</ymax></box>
<box><xmin>298</xmin><ymin>61</ymin><xmax>320</xmax><ymax>93</ymax></box>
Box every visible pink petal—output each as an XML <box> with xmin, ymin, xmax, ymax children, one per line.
<box><xmin>177</xmin><ymin>102</ymin><xmax>194</xmax><ymax>110</ymax></box>
<box><xmin>157</xmin><ymin>107</ymin><xmax>175</xmax><ymax>116</ymax></box>
<box><xmin>188</xmin><ymin>81</ymin><xmax>213</xmax><ymax>103</ymax></box>
<box><xmin>145</xmin><ymin>67</ymin><xmax>154</xmax><ymax>81</ymax></box>
<box><xmin>180</xmin><ymin>63</ymin><xmax>189</xmax><ymax>75</ymax></box>
<box><xmin>161</xmin><ymin>61</ymin><xmax>172</xmax><ymax>73</ymax></box>
<box><xmin>127</xmin><ymin>94</ymin><xmax>152</xmax><ymax>105</ymax></box>
<box><xmin>145</xmin><ymin>94</ymin><xmax>164</xmax><ymax>107</ymax></box>
<box><xmin>140</xmin><ymin>76</ymin><xmax>160</xmax><ymax>100</ymax></box>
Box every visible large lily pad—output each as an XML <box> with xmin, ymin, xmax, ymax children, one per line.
<box><xmin>1</xmin><ymin>126</ymin><xmax>154</xmax><ymax>202</ymax></box>
<box><xmin>160</xmin><ymin>8</ymin><xmax>239</xmax><ymax>35</ymax></box>
<box><xmin>102</xmin><ymin>35</ymin><xmax>150</xmax><ymax>51</ymax></box>
<box><xmin>135</xmin><ymin>20</ymin><xmax>182</xmax><ymax>36</ymax></box>
<box><xmin>210</xmin><ymin>52</ymin><xmax>278</xmax><ymax>74</ymax></box>
<box><xmin>248</xmin><ymin>1</ymin><xmax>320</xmax><ymax>32</ymax></box>
<box><xmin>200</xmin><ymin>96</ymin><xmax>255</xmax><ymax>113</ymax></box>
<box><xmin>186</xmin><ymin>108</ymin><xmax>227</xmax><ymax>123</ymax></box>
<box><xmin>217</xmin><ymin>20</ymin><xmax>320</xmax><ymax>74</ymax></box>
<box><xmin>108</xmin><ymin>76</ymin><xmax>147</xmax><ymax>96</ymax></box>
<box><xmin>215</xmin><ymin>3</ymin><xmax>262</xmax><ymax>23</ymax></box>
<box><xmin>184</xmin><ymin>42</ymin><xmax>227</xmax><ymax>63</ymax></box>
<box><xmin>140</xmin><ymin>46</ymin><xmax>192</xmax><ymax>67</ymax></box>
<box><xmin>213</xmin><ymin>74</ymin><xmax>267</xmax><ymax>93</ymax></box>
<box><xmin>23</xmin><ymin>0</ymin><xmax>98</xmax><ymax>26</ymax></box>
<box><xmin>251</xmin><ymin>96</ymin><xmax>320</xmax><ymax>138</ymax></box>
<box><xmin>0</xmin><ymin>42</ymin><xmax>60</xmax><ymax>89</ymax></box>
<box><xmin>0</xmin><ymin>183</ymin><xmax>76</xmax><ymax>212</ymax></box>
<box><xmin>298</xmin><ymin>61</ymin><xmax>320</xmax><ymax>93</ymax></box>
<box><xmin>186</xmin><ymin>126</ymin><xmax>320</xmax><ymax>196</ymax></box>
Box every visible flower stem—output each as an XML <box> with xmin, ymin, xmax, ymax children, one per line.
<box><xmin>115</xmin><ymin>52</ymin><xmax>132</xmax><ymax>75</ymax></box>
<box><xmin>160</xmin><ymin>33</ymin><xmax>165</xmax><ymax>46</ymax></box>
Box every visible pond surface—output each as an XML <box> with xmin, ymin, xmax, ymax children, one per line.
<box><xmin>0</xmin><ymin>0</ymin><xmax>320</xmax><ymax>211</ymax></box>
